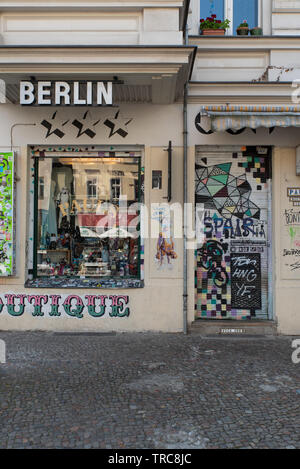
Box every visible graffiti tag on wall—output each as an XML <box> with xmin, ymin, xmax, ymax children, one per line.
<box><xmin>281</xmin><ymin>206</ymin><xmax>300</xmax><ymax>277</ymax></box>
<box><xmin>0</xmin><ymin>294</ymin><xmax>130</xmax><ymax>318</ymax></box>
<box><xmin>231</xmin><ymin>253</ymin><xmax>262</xmax><ymax>309</ymax></box>
<box><xmin>195</xmin><ymin>150</ymin><xmax>271</xmax><ymax>320</ymax></box>
<box><xmin>0</xmin><ymin>153</ymin><xmax>14</xmax><ymax>276</ymax></box>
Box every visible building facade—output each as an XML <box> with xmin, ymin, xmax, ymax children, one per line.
<box><xmin>0</xmin><ymin>0</ymin><xmax>299</xmax><ymax>335</ymax></box>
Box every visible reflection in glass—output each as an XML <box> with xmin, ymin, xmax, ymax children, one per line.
<box><xmin>36</xmin><ymin>156</ymin><xmax>140</xmax><ymax>279</ymax></box>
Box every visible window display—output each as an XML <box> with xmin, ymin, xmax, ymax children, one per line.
<box><xmin>34</xmin><ymin>154</ymin><xmax>140</xmax><ymax>280</ymax></box>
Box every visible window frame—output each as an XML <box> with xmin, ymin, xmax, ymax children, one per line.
<box><xmin>110</xmin><ymin>177</ymin><xmax>121</xmax><ymax>202</ymax></box>
<box><xmin>86</xmin><ymin>175</ymin><xmax>98</xmax><ymax>199</ymax></box>
<box><xmin>32</xmin><ymin>154</ymin><xmax>142</xmax><ymax>283</ymax></box>
<box><xmin>199</xmin><ymin>0</ymin><xmax>262</xmax><ymax>36</ymax></box>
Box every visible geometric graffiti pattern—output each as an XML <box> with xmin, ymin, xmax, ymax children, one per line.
<box><xmin>195</xmin><ymin>162</ymin><xmax>261</xmax><ymax>220</ymax></box>
<box><xmin>237</xmin><ymin>155</ymin><xmax>270</xmax><ymax>190</ymax></box>
<box><xmin>195</xmin><ymin>150</ymin><xmax>271</xmax><ymax>321</ymax></box>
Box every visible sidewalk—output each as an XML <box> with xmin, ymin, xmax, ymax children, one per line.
<box><xmin>0</xmin><ymin>331</ymin><xmax>299</xmax><ymax>449</ymax></box>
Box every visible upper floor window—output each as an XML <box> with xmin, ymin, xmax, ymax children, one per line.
<box><xmin>200</xmin><ymin>0</ymin><xmax>259</xmax><ymax>35</ymax></box>
<box><xmin>87</xmin><ymin>177</ymin><xmax>98</xmax><ymax>198</ymax></box>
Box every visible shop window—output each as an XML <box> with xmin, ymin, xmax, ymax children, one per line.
<box><xmin>200</xmin><ymin>0</ymin><xmax>259</xmax><ymax>35</ymax></box>
<box><xmin>34</xmin><ymin>155</ymin><xmax>141</xmax><ymax>280</ymax></box>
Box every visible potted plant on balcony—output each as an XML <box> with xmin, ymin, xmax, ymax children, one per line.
<box><xmin>250</xmin><ymin>26</ymin><xmax>263</xmax><ymax>36</ymax></box>
<box><xmin>200</xmin><ymin>15</ymin><xmax>230</xmax><ymax>36</ymax></box>
<box><xmin>236</xmin><ymin>20</ymin><xmax>249</xmax><ymax>36</ymax></box>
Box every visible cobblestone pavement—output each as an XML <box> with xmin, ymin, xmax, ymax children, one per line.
<box><xmin>0</xmin><ymin>332</ymin><xmax>299</xmax><ymax>449</ymax></box>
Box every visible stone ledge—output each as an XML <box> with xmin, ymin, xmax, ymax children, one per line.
<box><xmin>189</xmin><ymin>320</ymin><xmax>277</xmax><ymax>336</ymax></box>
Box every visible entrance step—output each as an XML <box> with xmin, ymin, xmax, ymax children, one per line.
<box><xmin>189</xmin><ymin>320</ymin><xmax>277</xmax><ymax>336</ymax></box>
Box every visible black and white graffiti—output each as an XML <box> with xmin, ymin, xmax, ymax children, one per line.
<box><xmin>198</xmin><ymin>239</ymin><xmax>229</xmax><ymax>288</ymax></box>
<box><xmin>41</xmin><ymin>112</ymin><xmax>68</xmax><ymax>139</ymax></box>
<box><xmin>230</xmin><ymin>253</ymin><xmax>262</xmax><ymax>310</ymax></box>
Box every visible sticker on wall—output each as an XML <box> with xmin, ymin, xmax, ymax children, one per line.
<box><xmin>0</xmin><ymin>152</ymin><xmax>15</xmax><ymax>276</ymax></box>
<box><xmin>40</xmin><ymin>110</ymin><xmax>133</xmax><ymax>140</ymax></box>
<box><xmin>287</xmin><ymin>188</ymin><xmax>300</xmax><ymax>207</ymax></box>
<box><xmin>152</xmin><ymin>206</ymin><xmax>178</xmax><ymax>270</ymax></box>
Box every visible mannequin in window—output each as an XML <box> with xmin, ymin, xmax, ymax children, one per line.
<box><xmin>56</xmin><ymin>186</ymin><xmax>71</xmax><ymax>230</ymax></box>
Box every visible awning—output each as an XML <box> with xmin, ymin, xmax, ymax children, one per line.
<box><xmin>200</xmin><ymin>105</ymin><xmax>300</xmax><ymax>131</ymax></box>
<box><xmin>0</xmin><ymin>45</ymin><xmax>196</xmax><ymax>105</ymax></box>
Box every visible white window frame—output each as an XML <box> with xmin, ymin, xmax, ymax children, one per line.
<box><xmin>86</xmin><ymin>176</ymin><xmax>98</xmax><ymax>198</ymax></box>
<box><xmin>110</xmin><ymin>177</ymin><xmax>121</xmax><ymax>201</ymax></box>
<box><xmin>197</xmin><ymin>0</ymin><xmax>262</xmax><ymax>35</ymax></box>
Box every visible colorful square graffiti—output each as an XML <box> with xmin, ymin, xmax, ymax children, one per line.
<box><xmin>195</xmin><ymin>149</ymin><xmax>271</xmax><ymax>320</ymax></box>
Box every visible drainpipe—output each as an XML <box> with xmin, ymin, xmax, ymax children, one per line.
<box><xmin>183</xmin><ymin>24</ymin><xmax>189</xmax><ymax>335</ymax></box>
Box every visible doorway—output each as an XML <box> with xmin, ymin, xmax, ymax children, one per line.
<box><xmin>195</xmin><ymin>146</ymin><xmax>272</xmax><ymax>320</ymax></box>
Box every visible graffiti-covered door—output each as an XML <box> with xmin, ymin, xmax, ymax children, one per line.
<box><xmin>195</xmin><ymin>147</ymin><xmax>272</xmax><ymax>320</ymax></box>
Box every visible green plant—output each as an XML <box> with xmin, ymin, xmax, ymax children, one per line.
<box><xmin>250</xmin><ymin>27</ymin><xmax>263</xmax><ymax>36</ymax></box>
<box><xmin>200</xmin><ymin>14</ymin><xmax>230</xmax><ymax>30</ymax></box>
<box><xmin>238</xmin><ymin>20</ymin><xmax>249</xmax><ymax>28</ymax></box>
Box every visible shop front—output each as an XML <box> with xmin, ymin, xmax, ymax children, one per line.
<box><xmin>0</xmin><ymin>44</ymin><xmax>196</xmax><ymax>332</ymax></box>
<box><xmin>187</xmin><ymin>104</ymin><xmax>300</xmax><ymax>335</ymax></box>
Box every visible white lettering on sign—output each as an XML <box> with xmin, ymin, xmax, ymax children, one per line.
<box><xmin>20</xmin><ymin>81</ymin><xmax>35</xmax><ymax>104</ymax></box>
<box><xmin>55</xmin><ymin>82</ymin><xmax>71</xmax><ymax>106</ymax></box>
<box><xmin>20</xmin><ymin>81</ymin><xmax>113</xmax><ymax>106</ymax></box>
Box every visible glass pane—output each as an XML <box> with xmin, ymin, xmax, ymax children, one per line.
<box><xmin>36</xmin><ymin>156</ymin><xmax>140</xmax><ymax>279</ymax></box>
<box><xmin>233</xmin><ymin>0</ymin><xmax>258</xmax><ymax>32</ymax></box>
<box><xmin>200</xmin><ymin>0</ymin><xmax>224</xmax><ymax>21</ymax></box>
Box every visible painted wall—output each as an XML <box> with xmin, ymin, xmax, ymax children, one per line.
<box><xmin>0</xmin><ymin>103</ymin><xmax>184</xmax><ymax>332</ymax></box>
<box><xmin>186</xmin><ymin>104</ymin><xmax>300</xmax><ymax>334</ymax></box>
<box><xmin>274</xmin><ymin>147</ymin><xmax>300</xmax><ymax>335</ymax></box>
<box><xmin>195</xmin><ymin>149</ymin><xmax>271</xmax><ymax>321</ymax></box>
<box><xmin>1</xmin><ymin>103</ymin><xmax>300</xmax><ymax>333</ymax></box>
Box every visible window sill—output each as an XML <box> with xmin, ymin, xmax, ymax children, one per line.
<box><xmin>193</xmin><ymin>34</ymin><xmax>265</xmax><ymax>38</ymax></box>
<box><xmin>25</xmin><ymin>277</ymin><xmax>144</xmax><ymax>289</ymax></box>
